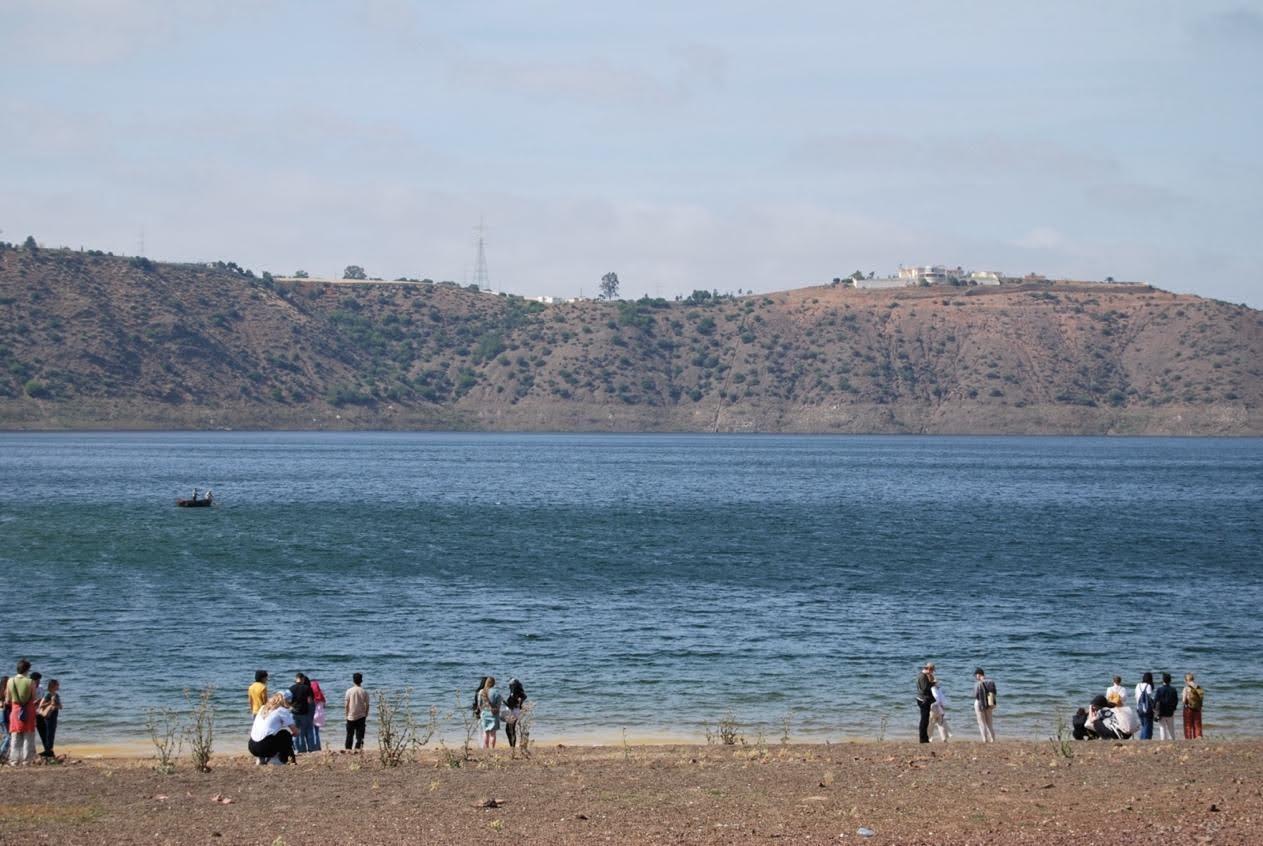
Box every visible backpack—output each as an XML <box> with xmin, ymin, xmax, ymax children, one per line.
<box><xmin>984</xmin><ymin>680</ymin><xmax>997</xmax><ymax>709</ymax></box>
<box><xmin>1186</xmin><ymin>685</ymin><xmax>1204</xmax><ymax>710</ymax></box>
<box><xmin>1137</xmin><ymin>687</ymin><xmax>1153</xmax><ymax>716</ymax></box>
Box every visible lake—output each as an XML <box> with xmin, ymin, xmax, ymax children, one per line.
<box><xmin>1</xmin><ymin>433</ymin><xmax>1260</xmax><ymax>748</ymax></box>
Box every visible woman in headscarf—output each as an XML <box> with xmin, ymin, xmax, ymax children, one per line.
<box><xmin>310</xmin><ymin>679</ymin><xmax>327</xmax><ymax>752</ymax></box>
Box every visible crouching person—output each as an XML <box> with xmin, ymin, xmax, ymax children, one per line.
<box><xmin>249</xmin><ymin>691</ymin><xmax>298</xmax><ymax>765</ymax></box>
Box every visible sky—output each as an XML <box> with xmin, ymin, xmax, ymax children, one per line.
<box><xmin>2</xmin><ymin>1</ymin><xmax>1262</xmax><ymax>306</ymax></box>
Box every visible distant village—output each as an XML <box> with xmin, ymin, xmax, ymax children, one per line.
<box><xmin>838</xmin><ymin>265</ymin><xmax>1141</xmax><ymax>290</ymax></box>
<box><xmin>273</xmin><ymin>262</ymin><xmax>1143</xmax><ymax>306</ymax></box>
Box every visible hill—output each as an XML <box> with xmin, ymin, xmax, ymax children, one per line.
<box><xmin>1</xmin><ymin>243</ymin><xmax>1260</xmax><ymax>434</ymax></box>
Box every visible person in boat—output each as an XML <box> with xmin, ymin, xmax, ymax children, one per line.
<box><xmin>191</xmin><ymin>488</ymin><xmax>199</xmax><ymax>503</ymax></box>
<box><xmin>205</xmin><ymin>490</ymin><xmax>213</xmax><ymax>504</ymax></box>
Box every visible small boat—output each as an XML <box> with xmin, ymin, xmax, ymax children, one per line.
<box><xmin>177</xmin><ymin>493</ymin><xmax>214</xmax><ymax>508</ymax></box>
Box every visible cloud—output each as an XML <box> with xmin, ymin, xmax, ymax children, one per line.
<box><xmin>792</xmin><ymin>132</ymin><xmax>1120</xmax><ymax>180</ymax></box>
<box><xmin>0</xmin><ymin>2</ymin><xmax>283</xmax><ymax>66</ymax></box>
<box><xmin>446</xmin><ymin>44</ymin><xmax>727</xmax><ymax>108</ymax></box>
<box><xmin>1013</xmin><ymin>227</ymin><xmax>1069</xmax><ymax>251</ymax></box>
<box><xmin>1191</xmin><ymin>7</ymin><xmax>1263</xmax><ymax>46</ymax></box>
<box><xmin>1085</xmin><ymin>181</ymin><xmax>1185</xmax><ymax>212</ymax></box>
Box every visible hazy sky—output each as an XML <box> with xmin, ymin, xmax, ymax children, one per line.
<box><xmin>3</xmin><ymin>1</ymin><xmax>1261</xmax><ymax>305</ymax></box>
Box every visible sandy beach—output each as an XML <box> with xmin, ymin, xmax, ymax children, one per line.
<box><xmin>1</xmin><ymin>740</ymin><xmax>1259</xmax><ymax>845</ymax></box>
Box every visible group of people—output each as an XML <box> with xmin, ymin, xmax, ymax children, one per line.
<box><xmin>2</xmin><ymin>659</ymin><xmax>63</xmax><ymax>765</ymax></box>
<box><xmin>247</xmin><ymin>670</ymin><xmax>371</xmax><ymax>764</ymax></box>
<box><xmin>247</xmin><ymin>671</ymin><xmax>529</xmax><ymax>764</ymax></box>
<box><xmin>916</xmin><ymin>663</ymin><xmax>998</xmax><ymax>743</ymax></box>
<box><xmin>915</xmin><ymin>662</ymin><xmax>1209</xmax><ymax>744</ymax></box>
<box><xmin>1074</xmin><ymin>672</ymin><xmax>1206</xmax><ymax>741</ymax></box>
<box><xmin>471</xmin><ymin>676</ymin><xmax>528</xmax><ymax>749</ymax></box>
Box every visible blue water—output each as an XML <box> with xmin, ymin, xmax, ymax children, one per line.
<box><xmin>1</xmin><ymin>433</ymin><xmax>1260</xmax><ymax>747</ymax></box>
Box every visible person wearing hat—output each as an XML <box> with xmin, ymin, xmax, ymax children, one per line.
<box><xmin>248</xmin><ymin>690</ymin><xmax>297</xmax><ymax>765</ymax></box>
<box><xmin>916</xmin><ymin>662</ymin><xmax>936</xmax><ymax>743</ymax></box>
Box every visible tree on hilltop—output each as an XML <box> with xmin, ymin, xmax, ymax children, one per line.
<box><xmin>343</xmin><ymin>265</ymin><xmax>367</xmax><ymax>280</ymax></box>
<box><xmin>600</xmin><ymin>271</ymin><xmax>620</xmax><ymax>300</ymax></box>
<box><xmin>294</xmin><ymin>269</ymin><xmax>309</xmax><ymax>278</ymax></box>
<box><xmin>23</xmin><ymin>235</ymin><xmax>37</xmax><ymax>251</ymax></box>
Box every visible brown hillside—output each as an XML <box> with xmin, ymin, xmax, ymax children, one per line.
<box><xmin>1</xmin><ymin>244</ymin><xmax>1260</xmax><ymax>434</ymax></box>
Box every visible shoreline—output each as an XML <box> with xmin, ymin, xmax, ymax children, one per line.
<box><xmin>2</xmin><ymin>740</ymin><xmax>1258</xmax><ymax>844</ymax></box>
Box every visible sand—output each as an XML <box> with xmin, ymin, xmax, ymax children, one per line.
<box><xmin>1</xmin><ymin>740</ymin><xmax>1260</xmax><ymax>845</ymax></box>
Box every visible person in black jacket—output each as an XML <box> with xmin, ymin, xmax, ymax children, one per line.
<box><xmin>1153</xmin><ymin>672</ymin><xmax>1179</xmax><ymax>741</ymax></box>
<box><xmin>504</xmin><ymin>679</ymin><xmax>528</xmax><ymax>748</ymax></box>
<box><xmin>916</xmin><ymin>663</ymin><xmax>935</xmax><ymax>743</ymax></box>
<box><xmin>288</xmin><ymin>673</ymin><xmax>316</xmax><ymax>754</ymax></box>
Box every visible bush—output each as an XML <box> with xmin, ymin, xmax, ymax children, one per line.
<box><xmin>23</xmin><ymin>379</ymin><xmax>50</xmax><ymax>399</ymax></box>
<box><xmin>186</xmin><ymin>687</ymin><xmax>215</xmax><ymax>772</ymax></box>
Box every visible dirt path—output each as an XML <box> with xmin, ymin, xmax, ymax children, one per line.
<box><xmin>1</xmin><ymin>741</ymin><xmax>1259</xmax><ymax>845</ymax></box>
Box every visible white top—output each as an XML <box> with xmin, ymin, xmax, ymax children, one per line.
<box><xmin>250</xmin><ymin>706</ymin><xmax>295</xmax><ymax>742</ymax></box>
<box><xmin>1134</xmin><ymin>682</ymin><xmax>1153</xmax><ymax>706</ymax></box>
<box><xmin>931</xmin><ymin>683</ymin><xmax>948</xmax><ymax>708</ymax></box>
<box><xmin>1106</xmin><ymin>683</ymin><xmax>1126</xmax><ymax>703</ymax></box>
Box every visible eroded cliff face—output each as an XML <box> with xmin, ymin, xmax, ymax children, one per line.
<box><xmin>2</xmin><ymin>246</ymin><xmax>1260</xmax><ymax>434</ymax></box>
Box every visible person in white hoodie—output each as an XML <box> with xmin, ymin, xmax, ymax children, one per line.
<box><xmin>929</xmin><ymin>680</ymin><xmax>951</xmax><ymax>741</ymax></box>
<box><xmin>1134</xmin><ymin>672</ymin><xmax>1156</xmax><ymax>740</ymax></box>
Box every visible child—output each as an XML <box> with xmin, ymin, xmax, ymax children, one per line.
<box><xmin>37</xmin><ymin>680</ymin><xmax>61</xmax><ymax>759</ymax></box>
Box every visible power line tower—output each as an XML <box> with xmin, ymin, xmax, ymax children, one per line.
<box><xmin>472</xmin><ymin>217</ymin><xmax>491</xmax><ymax>291</ymax></box>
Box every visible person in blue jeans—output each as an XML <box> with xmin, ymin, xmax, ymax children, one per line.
<box><xmin>288</xmin><ymin>673</ymin><xmax>317</xmax><ymax>753</ymax></box>
<box><xmin>1134</xmin><ymin>671</ymin><xmax>1156</xmax><ymax>740</ymax></box>
<box><xmin>38</xmin><ymin>680</ymin><xmax>61</xmax><ymax>758</ymax></box>
<box><xmin>0</xmin><ymin>674</ymin><xmax>10</xmax><ymax>762</ymax></box>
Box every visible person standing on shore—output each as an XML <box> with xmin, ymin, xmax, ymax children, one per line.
<box><xmin>0</xmin><ymin>675</ymin><xmax>10</xmax><ymax>763</ymax></box>
<box><xmin>37</xmin><ymin>679</ymin><xmax>61</xmax><ymax>759</ymax></box>
<box><xmin>344</xmin><ymin>673</ymin><xmax>369</xmax><ymax>752</ymax></box>
<box><xmin>504</xmin><ymin>679</ymin><xmax>527</xmax><ymax>749</ymax></box>
<box><xmin>248</xmin><ymin>670</ymin><xmax>268</xmax><ymax>716</ymax></box>
<box><xmin>5</xmin><ymin>659</ymin><xmax>38</xmax><ymax>766</ymax></box>
<box><xmin>929</xmin><ymin>678</ymin><xmax>951</xmax><ymax>741</ymax></box>
<box><xmin>309</xmin><ymin>679</ymin><xmax>326</xmax><ymax>752</ymax></box>
<box><xmin>1106</xmin><ymin>676</ymin><xmax>1126</xmax><ymax>707</ymax></box>
<box><xmin>1182</xmin><ymin>673</ymin><xmax>1205</xmax><ymax>739</ymax></box>
<box><xmin>973</xmin><ymin>668</ymin><xmax>997</xmax><ymax>742</ymax></box>
<box><xmin>916</xmin><ymin>663</ymin><xmax>935</xmax><ymax>744</ymax></box>
<box><xmin>288</xmin><ymin>673</ymin><xmax>316</xmax><ymax>753</ymax></box>
<box><xmin>30</xmin><ymin>673</ymin><xmax>46</xmax><ymax>754</ymax></box>
<box><xmin>1134</xmin><ymin>672</ymin><xmax>1156</xmax><ymax>740</ymax></box>
<box><xmin>1153</xmin><ymin>672</ymin><xmax>1178</xmax><ymax>741</ymax></box>
<box><xmin>478</xmin><ymin>676</ymin><xmax>502</xmax><ymax>749</ymax></box>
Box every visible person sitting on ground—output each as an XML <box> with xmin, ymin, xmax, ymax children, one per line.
<box><xmin>1086</xmin><ymin>693</ymin><xmax>1139</xmax><ymax>739</ymax></box>
<box><xmin>249</xmin><ymin>691</ymin><xmax>298</xmax><ymax>765</ymax></box>
<box><xmin>1072</xmin><ymin>707</ymin><xmax>1093</xmax><ymax>740</ymax></box>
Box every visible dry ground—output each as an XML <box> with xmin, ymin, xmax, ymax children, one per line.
<box><xmin>1</xmin><ymin>741</ymin><xmax>1260</xmax><ymax>845</ymax></box>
